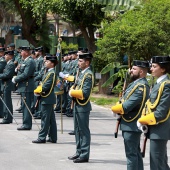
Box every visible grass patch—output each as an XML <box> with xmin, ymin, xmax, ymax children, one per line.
<box><xmin>92</xmin><ymin>86</ymin><xmax>99</xmax><ymax>93</ymax></box>
<box><xmin>90</xmin><ymin>96</ymin><xmax>119</xmax><ymax>107</ymax></box>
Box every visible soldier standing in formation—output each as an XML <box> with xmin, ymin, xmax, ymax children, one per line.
<box><xmin>0</xmin><ymin>51</ymin><xmax>15</xmax><ymax>124</ymax></box>
<box><xmin>111</xmin><ymin>60</ymin><xmax>150</xmax><ymax>170</ymax></box>
<box><xmin>33</xmin><ymin>47</ymin><xmax>44</xmax><ymax>119</ymax></box>
<box><xmin>68</xmin><ymin>53</ymin><xmax>94</xmax><ymax>163</ymax></box>
<box><xmin>32</xmin><ymin>55</ymin><xmax>58</xmax><ymax>143</ymax></box>
<box><xmin>0</xmin><ymin>47</ymin><xmax>6</xmax><ymax>118</ymax></box>
<box><xmin>138</xmin><ymin>56</ymin><xmax>170</xmax><ymax>170</ymax></box>
<box><xmin>12</xmin><ymin>46</ymin><xmax>36</xmax><ymax>130</ymax></box>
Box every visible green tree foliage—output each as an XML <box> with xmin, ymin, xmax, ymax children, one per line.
<box><xmin>96</xmin><ymin>0</ymin><xmax>170</xmax><ymax>71</ymax></box>
<box><xmin>97</xmin><ymin>0</ymin><xmax>142</xmax><ymax>14</ymax></box>
<box><xmin>20</xmin><ymin>0</ymin><xmax>105</xmax><ymax>53</ymax></box>
<box><xmin>0</xmin><ymin>0</ymin><xmax>51</xmax><ymax>48</ymax></box>
<box><xmin>60</xmin><ymin>41</ymin><xmax>78</xmax><ymax>53</ymax></box>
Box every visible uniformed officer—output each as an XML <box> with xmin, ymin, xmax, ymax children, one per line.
<box><xmin>33</xmin><ymin>54</ymin><xmax>47</xmax><ymax>118</ymax></box>
<box><xmin>0</xmin><ymin>47</ymin><xmax>7</xmax><ymax>118</ymax></box>
<box><xmin>55</xmin><ymin>53</ymin><xmax>69</xmax><ymax>113</ymax></box>
<box><xmin>138</xmin><ymin>56</ymin><xmax>170</xmax><ymax>170</ymax></box>
<box><xmin>65</xmin><ymin>50</ymin><xmax>79</xmax><ymax>117</ymax></box>
<box><xmin>12</xmin><ymin>46</ymin><xmax>36</xmax><ymax>130</ymax></box>
<box><xmin>33</xmin><ymin>46</ymin><xmax>44</xmax><ymax>119</ymax></box>
<box><xmin>32</xmin><ymin>55</ymin><xmax>58</xmax><ymax>143</ymax></box>
<box><xmin>7</xmin><ymin>43</ymin><xmax>18</xmax><ymax>63</ymax></box>
<box><xmin>68</xmin><ymin>53</ymin><xmax>94</xmax><ymax>163</ymax></box>
<box><xmin>0</xmin><ymin>50</ymin><xmax>15</xmax><ymax>124</ymax></box>
<box><xmin>111</xmin><ymin>60</ymin><xmax>150</xmax><ymax>170</ymax></box>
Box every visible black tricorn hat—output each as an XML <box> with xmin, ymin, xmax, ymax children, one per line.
<box><xmin>78</xmin><ymin>47</ymin><xmax>88</xmax><ymax>53</ymax></box>
<box><xmin>8</xmin><ymin>43</ymin><xmax>15</xmax><ymax>47</ymax></box>
<box><xmin>0</xmin><ymin>47</ymin><xmax>5</xmax><ymax>52</ymax></box>
<box><xmin>151</xmin><ymin>56</ymin><xmax>170</xmax><ymax>64</ymax></box>
<box><xmin>72</xmin><ymin>50</ymin><xmax>78</xmax><ymax>54</ymax></box>
<box><xmin>46</xmin><ymin>55</ymin><xmax>57</xmax><ymax>61</ymax></box>
<box><xmin>79</xmin><ymin>53</ymin><xmax>93</xmax><ymax>59</ymax></box>
<box><xmin>133</xmin><ymin>60</ymin><xmax>150</xmax><ymax>68</ymax></box>
<box><xmin>68</xmin><ymin>51</ymin><xmax>74</xmax><ymax>55</ymax></box>
<box><xmin>21</xmin><ymin>46</ymin><xmax>31</xmax><ymax>51</ymax></box>
<box><xmin>35</xmin><ymin>46</ymin><xmax>43</xmax><ymax>52</ymax></box>
<box><xmin>5</xmin><ymin>50</ymin><xmax>14</xmax><ymax>55</ymax></box>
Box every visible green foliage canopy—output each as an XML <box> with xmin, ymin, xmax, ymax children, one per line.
<box><xmin>95</xmin><ymin>0</ymin><xmax>170</xmax><ymax>71</ymax></box>
<box><xmin>19</xmin><ymin>0</ymin><xmax>105</xmax><ymax>53</ymax></box>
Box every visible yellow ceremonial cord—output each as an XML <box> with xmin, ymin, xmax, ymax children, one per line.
<box><xmin>75</xmin><ymin>73</ymin><xmax>94</xmax><ymax>106</ymax></box>
<box><xmin>122</xmin><ymin>83</ymin><xmax>146</xmax><ymax>122</ymax></box>
<box><xmin>144</xmin><ymin>80</ymin><xmax>170</xmax><ymax>123</ymax></box>
<box><xmin>41</xmin><ymin>72</ymin><xmax>56</xmax><ymax>98</ymax></box>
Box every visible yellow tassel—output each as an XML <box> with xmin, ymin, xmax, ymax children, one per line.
<box><xmin>70</xmin><ymin>89</ymin><xmax>84</xmax><ymax>100</ymax></box>
<box><xmin>138</xmin><ymin>112</ymin><xmax>156</xmax><ymax>125</ymax></box>
<box><xmin>65</xmin><ymin>76</ymin><xmax>74</xmax><ymax>82</ymax></box>
<box><xmin>111</xmin><ymin>104</ymin><xmax>124</xmax><ymax>114</ymax></box>
<box><xmin>34</xmin><ymin>85</ymin><xmax>42</xmax><ymax>94</ymax></box>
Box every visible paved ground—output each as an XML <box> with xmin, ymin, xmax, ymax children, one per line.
<box><xmin>0</xmin><ymin>93</ymin><xmax>169</xmax><ymax>170</ymax></box>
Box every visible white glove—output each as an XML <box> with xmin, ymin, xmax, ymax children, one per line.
<box><xmin>137</xmin><ymin>120</ymin><xmax>142</xmax><ymax>129</ymax></box>
<box><xmin>59</xmin><ymin>72</ymin><xmax>69</xmax><ymax>78</ymax></box>
<box><xmin>15</xmin><ymin>68</ymin><xmax>18</xmax><ymax>72</ymax></box>
<box><xmin>59</xmin><ymin>72</ymin><xmax>65</xmax><ymax>78</ymax></box>
<box><xmin>137</xmin><ymin>121</ymin><xmax>148</xmax><ymax>133</ymax></box>
<box><xmin>140</xmin><ymin>125</ymin><xmax>148</xmax><ymax>133</ymax></box>
<box><xmin>69</xmin><ymin>89</ymin><xmax>72</xmax><ymax>97</ymax></box>
<box><xmin>12</xmin><ymin>77</ymin><xmax>16</xmax><ymax>84</ymax></box>
<box><xmin>34</xmin><ymin>93</ymin><xmax>40</xmax><ymax>97</ymax></box>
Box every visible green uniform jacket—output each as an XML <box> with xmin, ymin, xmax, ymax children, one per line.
<box><xmin>0</xmin><ymin>56</ymin><xmax>7</xmax><ymax>91</ymax></box>
<box><xmin>15</xmin><ymin>56</ymin><xmax>36</xmax><ymax>92</ymax></box>
<box><xmin>40</xmin><ymin>68</ymin><xmax>56</xmax><ymax>105</ymax></box>
<box><xmin>120</xmin><ymin>78</ymin><xmax>150</xmax><ymax>132</ymax></box>
<box><xmin>149</xmin><ymin>76</ymin><xmax>170</xmax><ymax>140</ymax></box>
<box><xmin>0</xmin><ymin>60</ymin><xmax>15</xmax><ymax>91</ymax></box>
<box><xmin>34</xmin><ymin>56</ymin><xmax>44</xmax><ymax>77</ymax></box>
<box><xmin>74</xmin><ymin>67</ymin><xmax>93</xmax><ymax>113</ymax></box>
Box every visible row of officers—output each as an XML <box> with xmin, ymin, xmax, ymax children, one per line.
<box><xmin>1</xmin><ymin>44</ymin><xmax>170</xmax><ymax>168</ymax></box>
<box><xmin>0</xmin><ymin>45</ymin><xmax>94</xmax><ymax>163</ymax></box>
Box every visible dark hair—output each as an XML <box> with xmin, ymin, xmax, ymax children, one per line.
<box><xmin>51</xmin><ymin>60</ymin><xmax>58</xmax><ymax>67</ymax></box>
<box><xmin>158</xmin><ymin>63</ymin><xmax>170</xmax><ymax>74</ymax></box>
<box><xmin>84</xmin><ymin>58</ymin><xmax>92</xmax><ymax>65</ymax></box>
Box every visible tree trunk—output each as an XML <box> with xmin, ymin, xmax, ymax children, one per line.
<box><xmin>98</xmin><ymin>72</ymin><xmax>110</xmax><ymax>94</ymax></box>
<box><xmin>13</xmin><ymin>0</ymin><xmax>39</xmax><ymax>47</ymax></box>
<box><xmin>79</xmin><ymin>24</ymin><xmax>96</xmax><ymax>53</ymax></box>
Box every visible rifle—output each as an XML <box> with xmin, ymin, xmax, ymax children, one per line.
<box><xmin>70</xmin><ymin>68</ymin><xmax>80</xmax><ymax>109</ymax></box>
<box><xmin>141</xmin><ymin>75</ymin><xmax>154</xmax><ymax>157</ymax></box>
<box><xmin>34</xmin><ymin>96</ymin><xmax>41</xmax><ymax>110</ymax></box>
<box><xmin>114</xmin><ymin>70</ymin><xmax>129</xmax><ymax>138</ymax></box>
<box><xmin>0</xmin><ymin>96</ymin><xmax>18</xmax><ymax>125</ymax></box>
<box><xmin>141</xmin><ymin>133</ymin><xmax>147</xmax><ymax>158</ymax></box>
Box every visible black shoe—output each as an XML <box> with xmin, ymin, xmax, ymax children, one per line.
<box><xmin>18</xmin><ymin>110</ymin><xmax>23</xmax><ymax>113</ymax></box>
<box><xmin>68</xmin><ymin>154</ymin><xmax>79</xmax><ymax>160</ymax></box>
<box><xmin>73</xmin><ymin>157</ymin><xmax>89</xmax><ymax>163</ymax></box>
<box><xmin>15</xmin><ymin>107</ymin><xmax>22</xmax><ymax>111</ymax></box>
<box><xmin>54</xmin><ymin>108</ymin><xmax>60</xmax><ymax>111</ymax></box>
<box><xmin>46</xmin><ymin>139</ymin><xmax>57</xmax><ymax>143</ymax></box>
<box><xmin>56</xmin><ymin>109</ymin><xmax>66</xmax><ymax>113</ymax></box>
<box><xmin>32</xmin><ymin>139</ymin><xmax>46</xmax><ymax>144</ymax></box>
<box><xmin>34</xmin><ymin>116</ymin><xmax>41</xmax><ymax>119</ymax></box>
<box><xmin>68</xmin><ymin>131</ymin><xmax>75</xmax><ymax>135</ymax></box>
<box><xmin>0</xmin><ymin>121</ymin><xmax>11</xmax><ymax>124</ymax></box>
<box><xmin>17</xmin><ymin>126</ymin><xmax>31</xmax><ymax>130</ymax></box>
<box><xmin>66</xmin><ymin>114</ymin><xmax>73</xmax><ymax>117</ymax></box>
